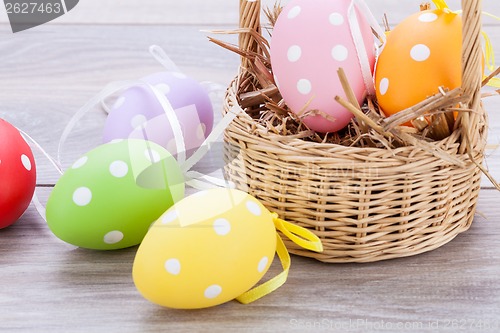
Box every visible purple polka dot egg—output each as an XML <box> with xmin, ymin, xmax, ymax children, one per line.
<box><xmin>103</xmin><ymin>71</ymin><xmax>214</xmax><ymax>157</ymax></box>
<box><xmin>46</xmin><ymin>139</ymin><xmax>185</xmax><ymax>250</ymax></box>
<box><xmin>270</xmin><ymin>0</ymin><xmax>376</xmax><ymax>133</ymax></box>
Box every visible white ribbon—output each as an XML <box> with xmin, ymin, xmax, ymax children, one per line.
<box><xmin>348</xmin><ymin>0</ymin><xmax>386</xmax><ymax>96</ymax></box>
<box><xmin>149</xmin><ymin>44</ymin><xmax>182</xmax><ymax>73</ymax></box>
<box><xmin>145</xmin><ymin>82</ymin><xmax>187</xmax><ymax>166</ymax></box>
<box><xmin>19</xmin><ymin>129</ymin><xmax>64</xmax><ymax>175</ymax></box>
<box><xmin>25</xmin><ymin>45</ymin><xmax>240</xmax><ymax>223</ymax></box>
<box><xmin>56</xmin><ymin>45</ymin><xmax>239</xmax><ymax>191</ymax></box>
<box><xmin>16</xmin><ymin>129</ymin><xmax>63</xmax><ymax>222</ymax></box>
<box><xmin>353</xmin><ymin>0</ymin><xmax>386</xmax><ymax>46</ymax></box>
<box><xmin>181</xmin><ymin>104</ymin><xmax>242</xmax><ymax>173</ymax></box>
<box><xmin>57</xmin><ymin>80</ymin><xmax>141</xmax><ymax>165</ymax></box>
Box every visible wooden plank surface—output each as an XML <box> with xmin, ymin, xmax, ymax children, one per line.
<box><xmin>2</xmin><ymin>189</ymin><xmax>500</xmax><ymax>333</ymax></box>
<box><xmin>1</xmin><ymin>1</ymin><xmax>500</xmax><ymax>332</ymax></box>
<box><xmin>1</xmin><ymin>25</ymin><xmax>499</xmax><ymax>185</ymax></box>
<box><xmin>1</xmin><ymin>0</ymin><xmax>500</xmax><ymax>26</ymax></box>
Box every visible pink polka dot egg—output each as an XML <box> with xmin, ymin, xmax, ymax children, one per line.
<box><xmin>133</xmin><ymin>188</ymin><xmax>277</xmax><ymax>309</ymax></box>
<box><xmin>46</xmin><ymin>139</ymin><xmax>185</xmax><ymax>250</ymax></box>
<box><xmin>271</xmin><ymin>0</ymin><xmax>376</xmax><ymax>133</ymax></box>
<box><xmin>102</xmin><ymin>71</ymin><xmax>214</xmax><ymax>158</ymax></box>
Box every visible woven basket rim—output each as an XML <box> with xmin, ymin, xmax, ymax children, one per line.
<box><xmin>224</xmin><ymin>80</ymin><xmax>487</xmax><ymax>166</ymax></box>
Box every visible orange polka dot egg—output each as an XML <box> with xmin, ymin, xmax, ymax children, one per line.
<box><xmin>133</xmin><ymin>188</ymin><xmax>278</xmax><ymax>309</ymax></box>
<box><xmin>375</xmin><ymin>9</ymin><xmax>462</xmax><ymax>116</ymax></box>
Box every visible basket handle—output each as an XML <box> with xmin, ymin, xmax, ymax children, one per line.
<box><xmin>239</xmin><ymin>0</ymin><xmax>261</xmax><ymax>70</ymax></box>
<box><xmin>461</xmin><ymin>0</ymin><xmax>483</xmax><ymax>102</ymax></box>
<box><xmin>460</xmin><ymin>0</ymin><xmax>484</xmax><ymax>152</ymax></box>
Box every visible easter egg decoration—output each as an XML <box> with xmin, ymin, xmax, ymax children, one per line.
<box><xmin>102</xmin><ymin>47</ymin><xmax>214</xmax><ymax>158</ymax></box>
<box><xmin>133</xmin><ymin>188</ymin><xmax>323</xmax><ymax>309</ymax></box>
<box><xmin>375</xmin><ymin>9</ymin><xmax>463</xmax><ymax>116</ymax></box>
<box><xmin>0</xmin><ymin>119</ymin><xmax>37</xmax><ymax>229</ymax></box>
<box><xmin>46</xmin><ymin>139</ymin><xmax>185</xmax><ymax>250</ymax></box>
<box><xmin>270</xmin><ymin>0</ymin><xmax>377</xmax><ymax>133</ymax></box>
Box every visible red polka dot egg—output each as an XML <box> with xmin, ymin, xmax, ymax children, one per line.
<box><xmin>0</xmin><ymin>119</ymin><xmax>36</xmax><ymax>229</ymax></box>
<box><xmin>133</xmin><ymin>188</ymin><xmax>277</xmax><ymax>309</ymax></box>
<box><xmin>271</xmin><ymin>0</ymin><xmax>376</xmax><ymax>133</ymax></box>
<box><xmin>375</xmin><ymin>9</ymin><xmax>462</xmax><ymax>116</ymax></box>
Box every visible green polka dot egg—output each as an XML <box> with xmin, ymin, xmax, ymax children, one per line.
<box><xmin>46</xmin><ymin>139</ymin><xmax>185</xmax><ymax>250</ymax></box>
<box><xmin>132</xmin><ymin>188</ymin><xmax>280</xmax><ymax>309</ymax></box>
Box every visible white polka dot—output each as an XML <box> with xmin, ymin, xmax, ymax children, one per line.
<box><xmin>246</xmin><ymin>201</ymin><xmax>262</xmax><ymax>216</ymax></box>
<box><xmin>258</xmin><ymin>257</ymin><xmax>269</xmax><ymax>273</ymax></box>
<box><xmin>155</xmin><ymin>83</ymin><xmax>171</xmax><ymax>95</ymax></box>
<box><xmin>72</xmin><ymin>156</ymin><xmax>88</xmax><ymax>169</ymax></box>
<box><xmin>172</xmin><ymin>72</ymin><xmax>187</xmax><ymax>79</ymax></box>
<box><xmin>329</xmin><ymin>12</ymin><xmax>344</xmax><ymax>26</ymax></box>
<box><xmin>131</xmin><ymin>114</ymin><xmax>147</xmax><ymax>129</ymax></box>
<box><xmin>288</xmin><ymin>6</ymin><xmax>301</xmax><ymax>19</ymax></box>
<box><xmin>104</xmin><ymin>230</ymin><xmax>124</xmax><ymax>244</ymax></box>
<box><xmin>73</xmin><ymin>187</ymin><xmax>92</xmax><ymax>206</ymax></box>
<box><xmin>109</xmin><ymin>139</ymin><xmax>123</xmax><ymax>144</ymax></box>
<box><xmin>166</xmin><ymin>139</ymin><xmax>177</xmax><ymax>154</ymax></box>
<box><xmin>162</xmin><ymin>210</ymin><xmax>178</xmax><ymax>224</ymax></box>
<box><xmin>164</xmin><ymin>259</ymin><xmax>181</xmax><ymax>275</ymax></box>
<box><xmin>144</xmin><ymin>148</ymin><xmax>161</xmax><ymax>163</ymax></box>
<box><xmin>379</xmin><ymin>78</ymin><xmax>390</xmax><ymax>96</ymax></box>
<box><xmin>196</xmin><ymin>123</ymin><xmax>207</xmax><ymax>140</ymax></box>
<box><xmin>419</xmin><ymin>12</ymin><xmax>438</xmax><ymax>22</ymax></box>
<box><xmin>109</xmin><ymin>160</ymin><xmax>129</xmax><ymax>178</ymax></box>
<box><xmin>113</xmin><ymin>96</ymin><xmax>126</xmax><ymax>110</ymax></box>
<box><xmin>21</xmin><ymin>154</ymin><xmax>32</xmax><ymax>171</ymax></box>
<box><xmin>287</xmin><ymin>45</ymin><xmax>302</xmax><ymax>62</ymax></box>
<box><xmin>410</xmin><ymin>44</ymin><xmax>431</xmax><ymax>62</ymax></box>
<box><xmin>213</xmin><ymin>218</ymin><xmax>231</xmax><ymax>236</ymax></box>
<box><xmin>204</xmin><ymin>285</ymin><xmax>222</xmax><ymax>299</ymax></box>
<box><xmin>332</xmin><ymin>45</ymin><xmax>349</xmax><ymax>62</ymax></box>
<box><xmin>297</xmin><ymin>79</ymin><xmax>312</xmax><ymax>95</ymax></box>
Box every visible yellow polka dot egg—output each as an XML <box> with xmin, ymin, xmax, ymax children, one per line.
<box><xmin>133</xmin><ymin>188</ymin><xmax>279</xmax><ymax>309</ymax></box>
<box><xmin>375</xmin><ymin>9</ymin><xmax>463</xmax><ymax>116</ymax></box>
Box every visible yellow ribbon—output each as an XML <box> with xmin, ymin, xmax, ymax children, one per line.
<box><xmin>236</xmin><ymin>234</ymin><xmax>290</xmax><ymax>304</ymax></box>
<box><xmin>273</xmin><ymin>215</ymin><xmax>324</xmax><ymax>252</ymax></box>
<box><xmin>481</xmin><ymin>31</ymin><xmax>500</xmax><ymax>87</ymax></box>
<box><xmin>235</xmin><ymin>214</ymin><xmax>323</xmax><ymax>304</ymax></box>
<box><xmin>430</xmin><ymin>0</ymin><xmax>500</xmax><ymax>88</ymax></box>
<box><xmin>432</xmin><ymin>0</ymin><xmax>449</xmax><ymax>10</ymax></box>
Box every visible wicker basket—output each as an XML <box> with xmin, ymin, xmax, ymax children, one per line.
<box><xmin>222</xmin><ymin>0</ymin><xmax>488</xmax><ymax>263</ymax></box>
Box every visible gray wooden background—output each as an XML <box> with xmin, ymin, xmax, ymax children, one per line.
<box><xmin>1</xmin><ymin>1</ymin><xmax>500</xmax><ymax>332</ymax></box>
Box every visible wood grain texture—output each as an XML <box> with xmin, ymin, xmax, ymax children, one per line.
<box><xmin>1</xmin><ymin>0</ymin><xmax>500</xmax><ymax>26</ymax></box>
<box><xmin>0</xmin><ymin>23</ymin><xmax>240</xmax><ymax>184</ymax></box>
<box><xmin>1</xmin><ymin>1</ymin><xmax>500</xmax><ymax>331</ymax></box>
<box><xmin>1</xmin><ymin>189</ymin><xmax>499</xmax><ymax>333</ymax></box>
